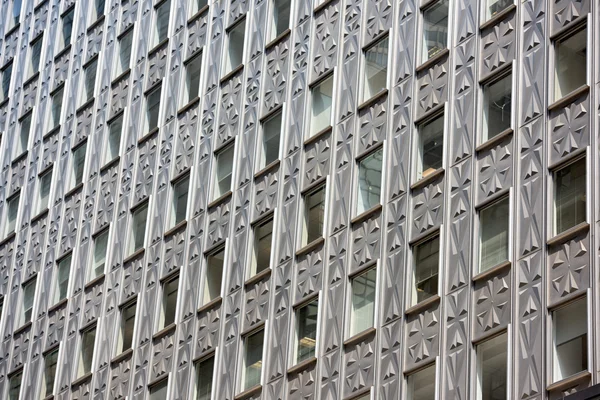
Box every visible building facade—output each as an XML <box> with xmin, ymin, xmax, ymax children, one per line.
<box><xmin>0</xmin><ymin>0</ymin><xmax>598</xmax><ymax>398</ymax></box>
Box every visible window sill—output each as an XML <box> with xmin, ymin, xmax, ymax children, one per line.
<box><xmin>287</xmin><ymin>356</ymin><xmax>317</xmax><ymax>376</ymax></box>
<box><xmin>343</xmin><ymin>387</ymin><xmax>373</xmax><ymax>400</ymax></box>
<box><xmin>197</xmin><ymin>296</ymin><xmax>222</xmax><ymax>314</ymax></box>
<box><xmin>53</xmin><ymin>44</ymin><xmax>72</xmax><ymax>61</ymax></box>
<box><xmin>13</xmin><ymin>321</ymin><xmax>32</xmax><ymax>336</ymax></box>
<box><xmin>177</xmin><ymin>96</ymin><xmax>201</xmax><ymax>116</ymax></box>
<box><xmin>86</xmin><ymin>14</ymin><xmax>106</xmax><ymax>34</ymax></box>
<box><xmin>357</xmin><ymin>88</ymin><xmax>388</xmax><ymax>113</ymax></box>
<box><xmin>479</xmin><ymin>4</ymin><xmax>516</xmax><ymax>31</ymax></box>
<box><xmin>254</xmin><ymin>159</ymin><xmax>280</xmax><ymax>180</ymax></box>
<box><xmin>42</xmin><ymin>394</ymin><xmax>55</xmax><ymax>400</ymax></box>
<box><xmin>0</xmin><ymin>231</ymin><xmax>16</xmax><ymax>247</ymax></box>
<box><xmin>410</xmin><ymin>168</ymin><xmax>444</xmax><ymax>191</ymax></box>
<box><xmin>343</xmin><ymin>327</ymin><xmax>376</xmax><ymax>347</ymax></box>
<box><xmin>415</xmin><ymin>48</ymin><xmax>449</xmax><ymax>74</ymax></box>
<box><xmin>350</xmin><ymin>204</ymin><xmax>382</xmax><ymax>226</ymax></box>
<box><xmin>475</xmin><ymin>127</ymin><xmax>513</xmax><ymax>154</ymax></box>
<box><xmin>12</xmin><ymin>150</ymin><xmax>29</xmax><ymax>166</ymax></box>
<box><xmin>265</xmin><ymin>28</ymin><xmax>291</xmax><ymax>51</ymax></box>
<box><xmin>163</xmin><ymin>220</ymin><xmax>188</xmax><ymax>238</ymax></box>
<box><xmin>4</xmin><ymin>22</ymin><xmax>20</xmax><ymax>37</ymax></box>
<box><xmin>100</xmin><ymin>156</ymin><xmax>121</xmax><ymax>174</ymax></box>
<box><xmin>472</xmin><ymin>260</ymin><xmax>511</xmax><ymax>283</ymax></box>
<box><xmin>207</xmin><ymin>190</ymin><xmax>233</xmax><ymax>209</ymax></box>
<box><xmin>220</xmin><ymin>63</ymin><xmax>244</xmax><ymax>85</ymax></box>
<box><xmin>148</xmin><ymin>38</ymin><xmax>169</xmax><ymax>58</ymax></box>
<box><xmin>47</xmin><ymin>297</ymin><xmax>68</xmax><ymax>314</ymax></box>
<box><xmin>110</xmin><ymin>68</ymin><xmax>131</xmax><ymax>87</ymax></box>
<box><xmin>30</xmin><ymin>207</ymin><xmax>49</xmax><ymax>224</ymax></box>
<box><xmin>234</xmin><ymin>384</ymin><xmax>262</xmax><ymax>400</ymax></box>
<box><xmin>110</xmin><ymin>348</ymin><xmax>134</xmax><ymax>366</ymax></box>
<box><xmin>64</xmin><ymin>182</ymin><xmax>84</xmax><ymax>199</ymax></box>
<box><xmin>548</xmin><ymin>84</ymin><xmax>589</xmax><ymax>112</ymax></box>
<box><xmin>547</xmin><ymin>370</ymin><xmax>591</xmax><ymax>393</ymax></box>
<box><xmin>152</xmin><ymin>322</ymin><xmax>177</xmax><ymax>342</ymax></box>
<box><xmin>43</xmin><ymin>124</ymin><xmax>61</xmax><ymax>141</ymax></box>
<box><xmin>84</xmin><ymin>273</ymin><xmax>106</xmax><ymax>291</ymax></box>
<box><xmin>138</xmin><ymin>127</ymin><xmax>160</xmax><ymax>146</ymax></box>
<box><xmin>0</xmin><ymin>98</ymin><xmax>9</xmax><ymax>109</ymax></box>
<box><xmin>304</xmin><ymin>125</ymin><xmax>332</xmax><ymax>147</ymax></box>
<box><xmin>76</xmin><ymin>97</ymin><xmax>96</xmax><ymax>115</ymax></box>
<box><xmin>295</xmin><ymin>237</ymin><xmax>325</xmax><ymax>258</ymax></box>
<box><xmin>71</xmin><ymin>372</ymin><xmax>93</xmax><ymax>388</ymax></box>
<box><xmin>244</xmin><ymin>268</ymin><xmax>272</xmax><ymax>287</ymax></box>
<box><xmin>547</xmin><ymin>222</ymin><xmax>589</xmax><ymax>248</ymax></box>
<box><xmin>123</xmin><ymin>248</ymin><xmax>145</xmax><ymax>265</ymax></box>
<box><xmin>405</xmin><ymin>294</ymin><xmax>440</xmax><ymax>317</ymax></box>
<box><xmin>314</xmin><ymin>0</ymin><xmax>335</xmax><ymax>14</ymax></box>
<box><xmin>187</xmin><ymin>4</ymin><xmax>209</xmax><ymax>25</ymax></box>
<box><xmin>22</xmin><ymin>71</ymin><xmax>40</xmax><ymax>87</ymax></box>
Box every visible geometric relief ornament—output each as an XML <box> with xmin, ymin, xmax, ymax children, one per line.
<box><xmin>476</xmin><ymin>137</ymin><xmax>513</xmax><ymax>202</ymax></box>
<box><xmin>552</xmin><ymin>0</ymin><xmax>589</xmax><ymax>32</ymax></box>
<box><xmin>549</xmin><ymin>92</ymin><xmax>589</xmax><ymax>165</ymax></box>
<box><xmin>312</xmin><ymin>1</ymin><xmax>340</xmax><ymax>78</ymax></box>
<box><xmin>351</xmin><ymin>213</ymin><xmax>381</xmax><ymax>270</ymax></box>
<box><xmin>548</xmin><ymin>233</ymin><xmax>589</xmax><ymax>305</ymax></box>
<box><xmin>288</xmin><ymin>361</ymin><xmax>316</xmax><ymax>400</ymax></box>
<box><xmin>405</xmin><ymin>303</ymin><xmax>440</xmax><ymax>369</ymax></box>
<box><xmin>416</xmin><ymin>60</ymin><xmax>448</xmax><ymax>117</ymax></box>
<box><xmin>343</xmin><ymin>334</ymin><xmax>375</xmax><ymax>396</ymax></box>
<box><xmin>411</xmin><ymin>178</ymin><xmax>444</xmax><ymax>236</ymax></box>
<box><xmin>480</xmin><ymin>15</ymin><xmax>515</xmax><ymax>78</ymax></box>
<box><xmin>473</xmin><ymin>268</ymin><xmax>511</xmax><ymax>339</ymax></box>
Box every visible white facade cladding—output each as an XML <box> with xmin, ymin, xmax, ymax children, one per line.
<box><xmin>0</xmin><ymin>0</ymin><xmax>599</xmax><ymax>399</ymax></box>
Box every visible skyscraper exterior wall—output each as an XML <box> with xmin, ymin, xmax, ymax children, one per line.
<box><xmin>0</xmin><ymin>0</ymin><xmax>598</xmax><ymax>398</ymax></box>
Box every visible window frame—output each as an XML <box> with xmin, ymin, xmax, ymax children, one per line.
<box><xmin>347</xmin><ymin>263</ymin><xmax>378</xmax><ymax>339</ymax></box>
<box><xmin>153</xmin><ymin>0</ymin><xmax>172</xmax><ymax>47</ymax></box>
<box><xmin>41</xmin><ymin>345</ymin><xmax>61</xmax><ymax>398</ymax></box>
<box><xmin>20</xmin><ymin>276</ymin><xmax>37</xmax><ymax>327</ymax></box>
<box><xmin>222</xmin><ymin>16</ymin><xmax>247</xmax><ymax>77</ymax></box>
<box><xmin>114</xmin><ymin>26</ymin><xmax>135</xmax><ymax>79</ymax></box>
<box><xmin>71</xmin><ymin>140</ymin><xmax>88</xmax><ymax>189</ymax></box>
<box><xmin>418</xmin><ymin>0</ymin><xmax>450</xmax><ymax>65</ymax></box>
<box><xmin>15</xmin><ymin>111</ymin><xmax>33</xmax><ymax>159</ymax></box>
<box><xmin>406</xmin><ymin>362</ymin><xmax>438</xmax><ymax>400</ymax></box>
<box><xmin>550</xmin><ymin>20</ymin><xmax>589</xmax><ymax>104</ymax></box>
<box><xmin>248</xmin><ymin>214</ymin><xmax>275</xmax><ymax>280</ymax></box>
<box><xmin>299</xmin><ymin>181</ymin><xmax>328</xmax><ymax>248</ymax></box>
<box><xmin>359</xmin><ymin>33</ymin><xmax>391</xmax><ymax>104</ymax></box>
<box><xmin>149</xmin><ymin>377</ymin><xmax>170</xmax><ymax>399</ymax></box>
<box><xmin>36</xmin><ymin>166</ymin><xmax>54</xmax><ymax>214</ymax></box>
<box><xmin>88</xmin><ymin>0</ymin><xmax>106</xmax><ymax>25</ymax></box>
<box><xmin>0</xmin><ymin>62</ymin><xmax>13</xmax><ymax>103</ymax></box>
<box><xmin>145</xmin><ymin>83</ymin><xmax>163</xmax><ymax>134</ymax></box>
<box><xmin>58</xmin><ymin>5</ymin><xmax>75</xmax><ymax>50</ymax></box>
<box><xmin>189</xmin><ymin>0</ymin><xmax>208</xmax><ymax>18</ymax></box>
<box><xmin>549</xmin><ymin>154</ymin><xmax>588</xmax><ymax>238</ymax></box>
<box><xmin>413</xmin><ymin>108</ymin><xmax>446</xmax><ymax>183</ymax></box>
<box><xmin>203</xmin><ymin>244</ymin><xmax>226</xmax><ymax>306</ymax></box>
<box><xmin>158</xmin><ymin>274</ymin><xmax>180</xmax><ymax>330</ymax></box>
<box><xmin>409</xmin><ymin>232</ymin><xmax>441</xmax><ymax>308</ymax></box>
<box><xmin>307</xmin><ymin>71</ymin><xmax>335</xmax><ymax>140</ymax></box>
<box><xmin>48</xmin><ymin>84</ymin><xmax>65</xmax><ymax>131</ymax></box>
<box><xmin>257</xmin><ymin>105</ymin><xmax>284</xmax><ymax>172</ymax></box>
<box><xmin>8</xmin><ymin>369</ymin><xmax>23</xmax><ymax>400</ymax></box>
<box><xmin>474</xmin><ymin>331</ymin><xmax>510</xmax><ymax>400</ymax></box>
<box><xmin>128</xmin><ymin>200</ymin><xmax>149</xmax><ymax>256</ymax></box>
<box><xmin>475</xmin><ymin>192</ymin><xmax>512</xmax><ymax>276</ymax></box>
<box><xmin>481</xmin><ymin>0</ymin><xmax>514</xmax><ymax>23</ymax></box>
<box><xmin>80</xmin><ymin>56</ymin><xmax>99</xmax><ymax>106</ymax></box>
<box><xmin>193</xmin><ymin>354</ymin><xmax>215</xmax><ymax>400</ymax></box>
<box><xmin>354</xmin><ymin>144</ymin><xmax>385</xmax><ymax>216</ymax></box>
<box><xmin>53</xmin><ymin>252</ymin><xmax>72</xmax><ymax>305</ymax></box>
<box><xmin>170</xmin><ymin>172</ymin><xmax>190</xmax><ymax>228</ymax></box>
<box><xmin>237</xmin><ymin>326</ymin><xmax>266</xmax><ymax>393</ymax></box>
<box><xmin>117</xmin><ymin>296</ymin><xmax>138</xmax><ymax>355</ymax></box>
<box><xmin>4</xmin><ymin>191</ymin><xmax>21</xmax><ymax>237</ymax></box>
<box><xmin>290</xmin><ymin>296</ymin><xmax>320</xmax><ymax>367</ymax></box>
<box><xmin>28</xmin><ymin>34</ymin><xmax>44</xmax><ymax>78</ymax></box>
<box><xmin>90</xmin><ymin>227</ymin><xmax>110</xmax><ymax>282</ymax></box>
<box><xmin>181</xmin><ymin>50</ymin><xmax>205</xmax><ymax>108</ymax></box>
<box><xmin>7</xmin><ymin>0</ymin><xmax>23</xmax><ymax>30</ymax></box>
<box><xmin>105</xmin><ymin>111</ymin><xmax>125</xmax><ymax>165</ymax></box>
<box><xmin>212</xmin><ymin>142</ymin><xmax>236</xmax><ymax>201</ymax></box>
<box><xmin>478</xmin><ymin>65</ymin><xmax>515</xmax><ymax>146</ymax></box>
<box><xmin>267</xmin><ymin>0</ymin><xmax>292</xmax><ymax>43</ymax></box>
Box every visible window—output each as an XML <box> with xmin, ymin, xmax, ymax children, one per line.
<box><xmin>8</xmin><ymin>0</ymin><xmax>22</xmax><ymax>29</ymax></box>
<box><xmin>49</xmin><ymin>86</ymin><xmax>64</xmax><ymax>130</ymax></box>
<box><xmin>294</xmin><ymin>299</ymin><xmax>318</xmax><ymax>364</ymax></box>
<box><xmin>154</xmin><ymin>0</ymin><xmax>171</xmax><ymax>46</ymax></box>
<box><xmin>37</xmin><ymin>168</ymin><xmax>53</xmax><ymax>213</ymax></box>
<box><xmin>476</xmin><ymin>333</ymin><xmax>507</xmax><ymax>400</ymax></box>
<box><xmin>150</xmin><ymin>379</ymin><xmax>168</xmax><ymax>400</ymax></box>
<box><xmin>146</xmin><ymin>86</ymin><xmax>162</xmax><ymax>132</ymax></box>
<box><xmin>204</xmin><ymin>248</ymin><xmax>224</xmax><ymax>304</ymax></box>
<box><xmin>60</xmin><ymin>7</ymin><xmax>75</xmax><ymax>49</ymax></box>
<box><xmin>223</xmin><ymin>19</ymin><xmax>246</xmax><ymax>76</ymax></box>
<box><xmin>259</xmin><ymin>109</ymin><xmax>282</xmax><ymax>169</ymax></box>
<box><xmin>362</xmin><ymin>36</ymin><xmax>389</xmax><ymax>102</ymax></box>
<box><xmin>15</xmin><ymin>112</ymin><xmax>32</xmax><ymax>157</ymax></box>
<box><xmin>213</xmin><ymin>144</ymin><xmax>234</xmax><ymax>199</ymax></box>
<box><xmin>412</xmin><ymin>235</ymin><xmax>439</xmax><ymax>305</ymax></box>
<box><xmin>82</xmin><ymin>58</ymin><xmax>98</xmax><ymax>104</ymax></box>
<box><xmin>302</xmin><ymin>184</ymin><xmax>326</xmax><ymax>246</ymax></box>
<box><xmin>416</xmin><ymin>113</ymin><xmax>444</xmax><ymax>180</ymax></box>
<box><xmin>554</xmin><ymin>26</ymin><xmax>586</xmax><ymax>101</ymax></box>
<box><xmin>195</xmin><ymin>356</ymin><xmax>214</xmax><ymax>400</ymax></box>
<box><xmin>309</xmin><ymin>75</ymin><xmax>333</xmax><ymax>137</ymax></box>
<box><xmin>42</xmin><ymin>347</ymin><xmax>59</xmax><ymax>398</ymax></box>
<box><xmin>171</xmin><ymin>175</ymin><xmax>189</xmax><ymax>227</ymax></box>
<box><xmin>183</xmin><ymin>53</ymin><xmax>202</xmax><ymax>105</ymax></box>
<box><xmin>8</xmin><ymin>370</ymin><xmax>22</xmax><ymax>400</ymax></box>
<box><xmin>241</xmin><ymin>329</ymin><xmax>264</xmax><ymax>391</ymax></box>
<box><xmin>357</xmin><ymin>148</ymin><xmax>383</xmax><ymax>215</ymax></box>
<box><xmin>54</xmin><ymin>254</ymin><xmax>71</xmax><ymax>304</ymax></box>
<box><xmin>482</xmin><ymin>73</ymin><xmax>512</xmax><ymax>142</ymax></box>
<box><xmin>91</xmin><ymin>229</ymin><xmax>108</xmax><ymax>280</ymax></box>
<box><xmin>269</xmin><ymin>0</ymin><xmax>291</xmax><ymax>41</ymax></box>
<box><xmin>484</xmin><ymin>0</ymin><xmax>512</xmax><ymax>21</ymax></box>
<box><xmin>89</xmin><ymin>0</ymin><xmax>106</xmax><ymax>23</ymax></box>
<box><xmin>29</xmin><ymin>35</ymin><xmax>44</xmax><ymax>77</ymax></box>
<box><xmin>407</xmin><ymin>364</ymin><xmax>436</xmax><ymax>400</ymax></box>
<box><xmin>160</xmin><ymin>276</ymin><xmax>178</xmax><ymax>329</ymax></box>
<box><xmin>72</xmin><ymin>142</ymin><xmax>87</xmax><ymax>187</ymax></box>
<box><xmin>21</xmin><ymin>277</ymin><xmax>36</xmax><ymax>325</ymax></box>
<box><xmin>5</xmin><ymin>193</ymin><xmax>20</xmax><ymax>236</ymax></box>
<box><xmin>479</xmin><ymin>197</ymin><xmax>509</xmax><ymax>273</ymax></box>
<box><xmin>554</xmin><ymin>157</ymin><xmax>586</xmax><ymax>235</ymax></box>
<box><xmin>116</xmin><ymin>29</ymin><xmax>133</xmax><ymax>77</ymax></box>
<box><xmin>349</xmin><ymin>267</ymin><xmax>377</xmax><ymax>337</ymax></box>
<box><xmin>78</xmin><ymin>327</ymin><xmax>96</xmax><ymax>377</ymax></box>
<box><xmin>129</xmin><ymin>203</ymin><xmax>148</xmax><ymax>254</ymax></box>
<box><xmin>190</xmin><ymin>0</ymin><xmax>208</xmax><ymax>16</ymax></box>
<box><xmin>421</xmin><ymin>0</ymin><xmax>448</xmax><ymax>63</ymax></box>
<box><xmin>553</xmin><ymin>298</ymin><xmax>588</xmax><ymax>382</ymax></box>
<box><xmin>118</xmin><ymin>301</ymin><xmax>136</xmax><ymax>353</ymax></box>
<box><xmin>250</xmin><ymin>218</ymin><xmax>273</xmax><ymax>278</ymax></box>
<box><xmin>1</xmin><ymin>62</ymin><xmax>12</xmax><ymax>102</ymax></box>
<box><xmin>106</xmin><ymin>114</ymin><xmax>123</xmax><ymax>163</ymax></box>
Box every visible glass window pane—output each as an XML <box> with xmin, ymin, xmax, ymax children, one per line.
<box><xmin>80</xmin><ymin>328</ymin><xmax>96</xmax><ymax>376</ymax></box>
<box><xmin>51</xmin><ymin>87</ymin><xmax>64</xmax><ymax>129</ymax></box>
<box><xmin>43</xmin><ymin>348</ymin><xmax>59</xmax><ymax>398</ymax></box>
<box><xmin>90</xmin><ymin>0</ymin><xmax>105</xmax><ymax>21</ymax></box>
<box><xmin>23</xmin><ymin>278</ymin><xmax>36</xmax><ymax>324</ymax></box>
<box><xmin>56</xmin><ymin>254</ymin><xmax>71</xmax><ymax>303</ymax></box>
<box><xmin>120</xmin><ymin>302</ymin><xmax>136</xmax><ymax>352</ymax></box>
<box><xmin>554</xmin><ymin>158</ymin><xmax>586</xmax><ymax>235</ymax></box>
<box><xmin>31</xmin><ymin>36</ymin><xmax>43</xmax><ymax>75</ymax></box>
<box><xmin>11</xmin><ymin>0</ymin><xmax>22</xmax><ymax>27</ymax></box>
<box><xmin>191</xmin><ymin>0</ymin><xmax>208</xmax><ymax>16</ymax></box>
<box><xmin>117</xmin><ymin>30</ymin><xmax>133</xmax><ymax>76</ymax></box>
<box><xmin>162</xmin><ymin>277</ymin><xmax>179</xmax><ymax>328</ymax></box>
<box><xmin>483</xmin><ymin>74</ymin><xmax>512</xmax><ymax>141</ymax></box>
<box><xmin>107</xmin><ymin>115</ymin><xmax>123</xmax><ymax>163</ymax></box>
<box><xmin>261</xmin><ymin>111</ymin><xmax>282</xmax><ymax>168</ymax></box>
<box><xmin>216</xmin><ymin>145</ymin><xmax>234</xmax><ymax>197</ymax></box>
<box><xmin>73</xmin><ymin>143</ymin><xmax>87</xmax><ymax>186</ymax></box>
<box><xmin>196</xmin><ymin>357</ymin><xmax>214</xmax><ymax>400</ymax></box>
<box><xmin>1</xmin><ymin>63</ymin><xmax>13</xmax><ymax>102</ymax></box>
<box><xmin>83</xmin><ymin>59</ymin><xmax>98</xmax><ymax>103</ymax></box>
<box><xmin>205</xmin><ymin>249</ymin><xmax>224</xmax><ymax>304</ymax></box>
<box><xmin>485</xmin><ymin>0</ymin><xmax>512</xmax><ymax>20</ymax></box>
<box><xmin>156</xmin><ymin>0</ymin><xmax>171</xmax><ymax>44</ymax></box>
<box><xmin>8</xmin><ymin>371</ymin><xmax>22</xmax><ymax>400</ymax></box>
<box><xmin>408</xmin><ymin>364</ymin><xmax>436</xmax><ymax>400</ymax></box>
<box><xmin>224</xmin><ymin>20</ymin><xmax>245</xmax><ymax>75</ymax></box>
<box><xmin>242</xmin><ymin>330</ymin><xmax>264</xmax><ymax>390</ymax></box>
<box><xmin>252</xmin><ymin>218</ymin><xmax>273</xmax><ymax>276</ymax></box>
<box><xmin>6</xmin><ymin>194</ymin><xmax>20</xmax><ymax>235</ymax></box>
<box><xmin>38</xmin><ymin>168</ymin><xmax>52</xmax><ymax>212</ymax></box>
<box><xmin>271</xmin><ymin>0</ymin><xmax>291</xmax><ymax>39</ymax></box>
<box><xmin>172</xmin><ymin>176</ymin><xmax>189</xmax><ymax>226</ymax></box>
<box><xmin>295</xmin><ymin>300</ymin><xmax>318</xmax><ymax>364</ymax></box>
<box><xmin>363</xmin><ymin>37</ymin><xmax>388</xmax><ymax>101</ymax></box>
<box><xmin>418</xmin><ymin>114</ymin><xmax>444</xmax><ymax>180</ymax></box>
<box><xmin>304</xmin><ymin>185</ymin><xmax>326</xmax><ymax>245</ymax></box>
<box><xmin>17</xmin><ymin>113</ymin><xmax>32</xmax><ymax>156</ymax></box>
<box><xmin>413</xmin><ymin>236</ymin><xmax>439</xmax><ymax>305</ymax></box>
<box><xmin>92</xmin><ymin>230</ymin><xmax>109</xmax><ymax>279</ymax></box>
<box><xmin>554</xmin><ymin>299</ymin><xmax>587</xmax><ymax>381</ymax></box>
<box><xmin>555</xmin><ymin>28</ymin><xmax>586</xmax><ymax>100</ymax></box>
<box><xmin>480</xmin><ymin>197</ymin><xmax>509</xmax><ymax>272</ymax></box>
<box><xmin>62</xmin><ymin>8</ymin><xmax>74</xmax><ymax>48</ymax></box>
<box><xmin>131</xmin><ymin>204</ymin><xmax>148</xmax><ymax>254</ymax></box>
<box><xmin>186</xmin><ymin>53</ymin><xmax>203</xmax><ymax>103</ymax></box>
<box><xmin>150</xmin><ymin>379</ymin><xmax>168</xmax><ymax>400</ymax></box>
<box><xmin>310</xmin><ymin>76</ymin><xmax>333</xmax><ymax>136</ymax></box>
<box><xmin>478</xmin><ymin>334</ymin><xmax>507</xmax><ymax>400</ymax></box>
<box><xmin>422</xmin><ymin>0</ymin><xmax>448</xmax><ymax>62</ymax></box>
<box><xmin>357</xmin><ymin>148</ymin><xmax>383</xmax><ymax>214</ymax></box>
<box><xmin>350</xmin><ymin>267</ymin><xmax>377</xmax><ymax>336</ymax></box>
<box><xmin>147</xmin><ymin>87</ymin><xmax>162</xmax><ymax>132</ymax></box>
